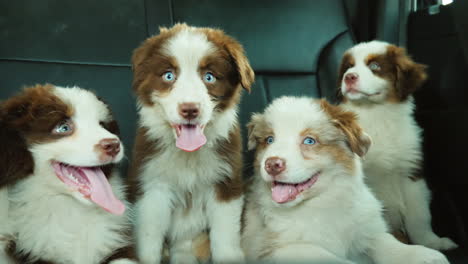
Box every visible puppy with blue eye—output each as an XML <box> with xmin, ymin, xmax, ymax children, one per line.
<box><xmin>129</xmin><ymin>23</ymin><xmax>254</xmax><ymax>264</ymax></box>
<box><xmin>338</xmin><ymin>41</ymin><xmax>457</xmax><ymax>250</ymax></box>
<box><xmin>0</xmin><ymin>84</ymin><xmax>136</xmax><ymax>264</ymax></box>
<box><xmin>242</xmin><ymin>96</ymin><xmax>450</xmax><ymax>264</ymax></box>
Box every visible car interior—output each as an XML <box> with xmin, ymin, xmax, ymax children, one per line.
<box><xmin>0</xmin><ymin>0</ymin><xmax>467</xmax><ymax>263</ymax></box>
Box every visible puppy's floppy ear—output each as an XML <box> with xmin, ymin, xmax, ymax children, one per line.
<box><xmin>0</xmin><ymin>104</ymin><xmax>34</xmax><ymax>187</ymax></box>
<box><xmin>320</xmin><ymin>99</ymin><xmax>371</xmax><ymax>157</ymax></box>
<box><xmin>246</xmin><ymin>113</ymin><xmax>264</xmax><ymax>151</ymax></box>
<box><xmin>223</xmin><ymin>37</ymin><xmax>255</xmax><ymax>92</ymax></box>
<box><xmin>387</xmin><ymin>45</ymin><xmax>427</xmax><ymax>101</ymax></box>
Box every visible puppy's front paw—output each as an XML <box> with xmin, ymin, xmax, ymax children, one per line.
<box><xmin>212</xmin><ymin>246</ymin><xmax>245</xmax><ymax>264</ymax></box>
<box><xmin>405</xmin><ymin>246</ymin><xmax>450</xmax><ymax>264</ymax></box>
<box><xmin>423</xmin><ymin>237</ymin><xmax>458</xmax><ymax>251</ymax></box>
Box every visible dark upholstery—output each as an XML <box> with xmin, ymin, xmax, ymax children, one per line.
<box><xmin>408</xmin><ymin>2</ymin><xmax>468</xmax><ymax>261</ymax></box>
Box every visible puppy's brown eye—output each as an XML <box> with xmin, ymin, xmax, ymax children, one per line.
<box><xmin>52</xmin><ymin>119</ymin><xmax>74</xmax><ymax>136</ymax></box>
<box><xmin>368</xmin><ymin>61</ymin><xmax>381</xmax><ymax>71</ymax></box>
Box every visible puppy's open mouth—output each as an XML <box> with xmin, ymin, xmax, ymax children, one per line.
<box><xmin>51</xmin><ymin>161</ymin><xmax>125</xmax><ymax>215</ymax></box>
<box><xmin>173</xmin><ymin>124</ymin><xmax>207</xmax><ymax>152</ymax></box>
<box><xmin>271</xmin><ymin>171</ymin><xmax>320</xmax><ymax>204</ymax></box>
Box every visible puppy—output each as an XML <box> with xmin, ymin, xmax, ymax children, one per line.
<box><xmin>242</xmin><ymin>96</ymin><xmax>450</xmax><ymax>264</ymax></box>
<box><xmin>0</xmin><ymin>84</ymin><xmax>136</xmax><ymax>264</ymax></box>
<box><xmin>337</xmin><ymin>40</ymin><xmax>457</xmax><ymax>250</ymax></box>
<box><xmin>129</xmin><ymin>23</ymin><xmax>254</xmax><ymax>264</ymax></box>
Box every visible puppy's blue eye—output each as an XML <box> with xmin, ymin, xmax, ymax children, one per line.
<box><xmin>266</xmin><ymin>136</ymin><xmax>274</xmax><ymax>144</ymax></box>
<box><xmin>163</xmin><ymin>71</ymin><xmax>175</xmax><ymax>82</ymax></box>
<box><xmin>368</xmin><ymin>62</ymin><xmax>381</xmax><ymax>71</ymax></box>
<box><xmin>303</xmin><ymin>137</ymin><xmax>316</xmax><ymax>145</ymax></box>
<box><xmin>53</xmin><ymin>120</ymin><xmax>74</xmax><ymax>135</ymax></box>
<box><xmin>204</xmin><ymin>72</ymin><xmax>216</xmax><ymax>83</ymax></box>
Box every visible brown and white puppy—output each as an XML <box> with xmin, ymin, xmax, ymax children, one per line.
<box><xmin>129</xmin><ymin>23</ymin><xmax>254</xmax><ymax>264</ymax></box>
<box><xmin>242</xmin><ymin>96</ymin><xmax>449</xmax><ymax>264</ymax></box>
<box><xmin>0</xmin><ymin>84</ymin><xmax>136</xmax><ymax>264</ymax></box>
<box><xmin>338</xmin><ymin>40</ymin><xmax>457</xmax><ymax>250</ymax></box>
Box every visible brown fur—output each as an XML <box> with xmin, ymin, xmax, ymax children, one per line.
<box><xmin>192</xmin><ymin>232</ymin><xmax>211</xmax><ymax>262</ymax></box>
<box><xmin>127</xmin><ymin>126</ymin><xmax>160</xmax><ymax>203</ymax></box>
<box><xmin>386</xmin><ymin>45</ymin><xmax>427</xmax><ymax>102</ymax></box>
<box><xmin>320</xmin><ymin>99</ymin><xmax>371</xmax><ymax>157</ymax></box>
<box><xmin>199</xmin><ymin>52</ymin><xmax>243</xmax><ymax>111</ymax></box>
<box><xmin>337</xmin><ymin>52</ymin><xmax>355</xmax><ymax>88</ymax></box>
<box><xmin>0</xmin><ymin>84</ymin><xmax>73</xmax><ymax>187</ymax></box>
<box><xmin>200</xmin><ymin>26</ymin><xmax>255</xmax><ymax>92</ymax></box>
<box><xmin>246</xmin><ymin>113</ymin><xmax>273</xmax><ymax>151</ymax></box>
<box><xmin>131</xmin><ymin>27</ymin><xmax>181</xmax><ymax>106</ymax></box>
<box><xmin>336</xmin><ymin>52</ymin><xmax>355</xmax><ymax>101</ymax></box>
<box><xmin>214</xmin><ymin>125</ymin><xmax>244</xmax><ymax>202</ymax></box>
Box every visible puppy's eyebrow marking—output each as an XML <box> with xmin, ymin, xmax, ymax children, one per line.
<box><xmin>299</xmin><ymin>128</ymin><xmax>320</xmax><ymax>142</ymax></box>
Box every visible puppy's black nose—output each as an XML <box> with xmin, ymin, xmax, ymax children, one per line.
<box><xmin>344</xmin><ymin>73</ymin><xmax>359</xmax><ymax>84</ymax></box>
<box><xmin>178</xmin><ymin>102</ymin><xmax>200</xmax><ymax>120</ymax></box>
<box><xmin>98</xmin><ymin>138</ymin><xmax>120</xmax><ymax>158</ymax></box>
<box><xmin>265</xmin><ymin>157</ymin><xmax>286</xmax><ymax>176</ymax></box>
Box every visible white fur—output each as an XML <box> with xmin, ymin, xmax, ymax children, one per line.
<box><xmin>3</xmin><ymin>86</ymin><xmax>133</xmax><ymax>263</ymax></box>
<box><xmin>134</xmin><ymin>27</ymin><xmax>244</xmax><ymax>264</ymax></box>
<box><xmin>154</xmin><ymin>27</ymin><xmax>216</xmax><ymax>129</ymax></box>
<box><xmin>242</xmin><ymin>96</ymin><xmax>450</xmax><ymax>264</ymax></box>
<box><xmin>339</xmin><ymin>41</ymin><xmax>457</xmax><ymax>250</ymax></box>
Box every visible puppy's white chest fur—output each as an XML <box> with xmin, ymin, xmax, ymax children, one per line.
<box><xmin>9</xmin><ymin>175</ymin><xmax>130</xmax><ymax>264</ymax></box>
<box><xmin>342</xmin><ymin>99</ymin><xmax>422</xmax><ymax>229</ymax></box>
<box><xmin>342</xmin><ymin>100</ymin><xmax>422</xmax><ymax>176</ymax></box>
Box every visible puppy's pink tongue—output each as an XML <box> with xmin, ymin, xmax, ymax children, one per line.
<box><xmin>272</xmin><ymin>184</ymin><xmax>298</xmax><ymax>203</ymax></box>
<box><xmin>176</xmin><ymin>124</ymin><xmax>207</xmax><ymax>152</ymax></box>
<box><xmin>81</xmin><ymin>167</ymin><xmax>125</xmax><ymax>215</ymax></box>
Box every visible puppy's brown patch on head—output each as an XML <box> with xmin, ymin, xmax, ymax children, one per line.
<box><xmin>337</xmin><ymin>52</ymin><xmax>355</xmax><ymax>86</ymax></box>
<box><xmin>132</xmin><ymin>23</ymin><xmax>255</xmax><ymax>109</ymax></box>
<box><xmin>200</xmin><ymin>27</ymin><xmax>255</xmax><ymax>92</ymax></box>
<box><xmin>387</xmin><ymin>45</ymin><xmax>427</xmax><ymax>102</ymax></box>
<box><xmin>131</xmin><ymin>27</ymin><xmax>182</xmax><ymax>106</ymax></box>
<box><xmin>298</xmin><ymin>128</ymin><xmax>320</xmax><ymax>160</ymax></box>
<box><xmin>199</xmin><ymin>27</ymin><xmax>254</xmax><ymax>111</ymax></box>
<box><xmin>199</xmin><ymin>52</ymin><xmax>241</xmax><ymax>111</ymax></box>
<box><xmin>363</xmin><ymin>45</ymin><xmax>427</xmax><ymax>103</ymax></box>
<box><xmin>298</xmin><ymin>126</ymin><xmax>355</xmax><ymax>171</ymax></box>
<box><xmin>0</xmin><ymin>84</ymin><xmax>73</xmax><ymax>187</ymax></box>
<box><xmin>337</xmin><ymin>52</ymin><xmax>355</xmax><ymax>101</ymax></box>
<box><xmin>320</xmin><ymin>99</ymin><xmax>371</xmax><ymax>158</ymax></box>
<box><xmin>247</xmin><ymin>113</ymin><xmax>272</xmax><ymax>151</ymax></box>
<box><xmin>1</xmin><ymin>84</ymin><xmax>74</xmax><ymax>143</ymax></box>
